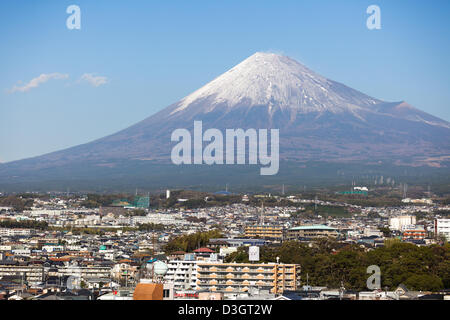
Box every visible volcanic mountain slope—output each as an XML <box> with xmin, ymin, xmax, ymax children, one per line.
<box><xmin>1</xmin><ymin>52</ymin><xmax>450</xmax><ymax>177</ymax></box>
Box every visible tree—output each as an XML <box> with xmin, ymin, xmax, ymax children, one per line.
<box><xmin>404</xmin><ymin>274</ymin><xmax>443</xmax><ymax>292</ymax></box>
<box><xmin>163</xmin><ymin>229</ymin><xmax>223</xmax><ymax>253</ymax></box>
<box><xmin>379</xmin><ymin>227</ymin><xmax>392</xmax><ymax>237</ymax></box>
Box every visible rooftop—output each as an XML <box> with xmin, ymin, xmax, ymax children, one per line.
<box><xmin>289</xmin><ymin>225</ymin><xmax>337</xmax><ymax>231</ymax></box>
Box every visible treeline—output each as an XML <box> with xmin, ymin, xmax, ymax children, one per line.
<box><xmin>0</xmin><ymin>219</ymin><xmax>48</xmax><ymax>230</ymax></box>
<box><xmin>303</xmin><ymin>204</ymin><xmax>352</xmax><ymax>217</ymax></box>
<box><xmin>159</xmin><ymin>192</ymin><xmax>306</xmax><ymax>209</ymax></box>
<box><xmin>0</xmin><ymin>195</ymin><xmax>34</xmax><ymax>212</ymax></box>
<box><xmin>125</xmin><ymin>209</ymin><xmax>147</xmax><ymax>217</ymax></box>
<box><xmin>79</xmin><ymin>194</ymin><xmax>134</xmax><ymax>208</ymax></box>
<box><xmin>136</xmin><ymin>223</ymin><xmax>165</xmax><ymax>232</ymax></box>
<box><xmin>164</xmin><ymin>229</ymin><xmax>223</xmax><ymax>253</ymax></box>
<box><xmin>225</xmin><ymin>240</ymin><xmax>450</xmax><ymax>292</ymax></box>
<box><xmin>323</xmin><ymin>195</ymin><xmax>404</xmax><ymax>207</ymax></box>
<box><xmin>161</xmin><ymin>194</ymin><xmax>243</xmax><ymax>209</ymax></box>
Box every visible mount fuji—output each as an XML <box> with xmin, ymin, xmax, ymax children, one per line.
<box><xmin>1</xmin><ymin>52</ymin><xmax>449</xmax><ymax>190</ymax></box>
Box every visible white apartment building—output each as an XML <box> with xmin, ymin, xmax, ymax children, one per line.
<box><xmin>42</xmin><ymin>245</ymin><xmax>64</xmax><ymax>252</ymax></box>
<box><xmin>165</xmin><ymin>260</ymin><xmax>198</xmax><ymax>291</ymax></box>
<box><xmin>389</xmin><ymin>215</ymin><xmax>416</xmax><ymax>231</ymax></box>
<box><xmin>435</xmin><ymin>219</ymin><xmax>450</xmax><ymax>240</ymax></box>
<box><xmin>57</xmin><ymin>265</ymin><xmax>112</xmax><ymax>279</ymax></box>
<box><xmin>363</xmin><ymin>227</ymin><xmax>383</xmax><ymax>237</ymax></box>
<box><xmin>0</xmin><ymin>228</ymin><xmax>35</xmax><ymax>237</ymax></box>
<box><xmin>134</xmin><ymin>213</ymin><xmax>184</xmax><ymax>225</ymax></box>
<box><xmin>11</xmin><ymin>248</ymin><xmax>32</xmax><ymax>256</ymax></box>
<box><xmin>0</xmin><ymin>265</ymin><xmax>45</xmax><ymax>284</ymax></box>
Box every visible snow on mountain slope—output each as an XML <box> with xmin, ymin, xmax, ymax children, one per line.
<box><xmin>170</xmin><ymin>52</ymin><xmax>381</xmax><ymax>117</ymax></box>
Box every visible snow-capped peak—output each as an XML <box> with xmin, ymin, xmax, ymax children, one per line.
<box><xmin>170</xmin><ymin>52</ymin><xmax>380</xmax><ymax>115</ymax></box>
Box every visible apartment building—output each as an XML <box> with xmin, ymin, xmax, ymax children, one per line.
<box><xmin>57</xmin><ymin>266</ymin><xmax>112</xmax><ymax>279</ymax></box>
<box><xmin>196</xmin><ymin>262</ymin><xmax>300</xmax><ymax>294</ymax></box>
<box><xmin>165</xmin><ymin>259</ymin><xmax>198</xmax><ymax>291</ymax></box>
<box><xmin>0</xmin><ymin>264</ymin><xmax>45</xmax><ymax>284</ymax></box>
<box><xmin>435</xmin><ymin>219</ymin><xmax>450</xmax><ymax>240</ymax></box>
<box><xmin>389</xmin><ymin>215</ymin><xmax>416</xmax><ymax>231</ymax></box>
<box><xmin>285</xmin><ymin>225</ymin><xmax>339</xmax><ymax>240</ymax></box>
<box><xmin>0</xmin><ymin>228</ymin><xmax>35</xmax><ymax>237</ymax></box>
<box><xmin>244</xmin><ymin>225</ymin><xmax>283</xmax><ymax>240</ymax></box>
<box><xmin>402</xmin><ymin>225</ymin><xmax>427</xmax><ymax>240</ymax></box>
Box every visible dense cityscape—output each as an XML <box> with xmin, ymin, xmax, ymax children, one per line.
<box><xmin>0</xmin><ymin>185</ymin><xmax>448</xmax><ymax>300</ymax></box>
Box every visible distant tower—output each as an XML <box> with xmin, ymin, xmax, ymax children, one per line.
<box><xmin>282</xmin><ymin>184</ymin><xmax>285</xmax><ymax>196</ymax></box>
<box><xmin>403</xmin><ymin>183</ymin><xmax>408</xmax><ymax>199</ymax></box>
<box><xmin>166</xmin><ymin>189</ymin><xmax>171</xmax><ymax>199</ymax></box>
<box><xmin>226</xmin><ymin>184</ymin><xmax>228</xmax><ymax>193</ymax></box>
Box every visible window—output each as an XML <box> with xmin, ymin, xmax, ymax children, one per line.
<box><xmin>163</xmin><ymin>289</ymin><xmax>170</xmax><ymax>298</ymax></box>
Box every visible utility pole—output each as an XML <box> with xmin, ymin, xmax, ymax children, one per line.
<box><xmin>339</xmin><ymin>281</ymin><xmax>345</xmax><ymax>300</ymax></box>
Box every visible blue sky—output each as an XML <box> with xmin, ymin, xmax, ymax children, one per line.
<box><xmin>1</xmin><ymin>0</ymin><xmax>449</xmax><ymax>163</ymax></box>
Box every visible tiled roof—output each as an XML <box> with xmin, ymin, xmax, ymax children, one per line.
<box><xmin>193</xmin><ymin>247</ymin><xmax>214</xmax><ymax>253</ymax></box>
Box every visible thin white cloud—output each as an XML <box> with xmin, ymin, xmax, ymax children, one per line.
<box><xmin>8</xmin><ymin>73</ymin><xmax>69</xmax><ymax>93</ymax></box>
<box><xmin>80</xmin><ymin>73</ymin><xmax>109</xmax><ymax>87</ymax></box>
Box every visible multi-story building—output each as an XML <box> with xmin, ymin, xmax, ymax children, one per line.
<box><xmin>0</xmin><ymin>264</ymin><xmax>45</xmax><ymax>284</ymax></box>
<box><xmin>0</xmin><ymin>228</ymin><xmax>35</xmax><ymax>237</ymax></box>
<box><xmin>57</xmin><ymin>266</ymin><xmax>112</xmax><ymax>280</ymax></box>
<box><xmin>389</xmin><ymin>216</ymin><xmax>416</xmax><ymax>231</ymax></box>
<box><xmin>285</xmin><ymin>225</ymin><xmax>339</xmax><ymax>240</ymax></box>
<box><xmin>111</xmin><ymin>262</ymin><xmax>139</xmax><ymax>284</ymax></box>
<box><xmin>209</xmin><ymin>238</ymin><xmax>267</xmax><ymax>247</ymax></box>
<box><xmin>363</xmin><ymin>227</ymin><xmax>383</xmax><ymax>238</ymax></box>
<box><xmin>244</xmin><ymin>225</ymin><xmax>283</xmax><ymax>240</ymax></box>
<box><xmin>196</xmin><ymin>262</ymin><xmax>300</xmax><ymax>294</ymax></box>
<box><xmin>434</xmin><ymin>219</ymin><xmax>450</xmax><ymax>240</ymax></box>
<box><xmin>402</xmin><ymin>225</ymin><xmax>427</xmax><ymax>240</ymax></box>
